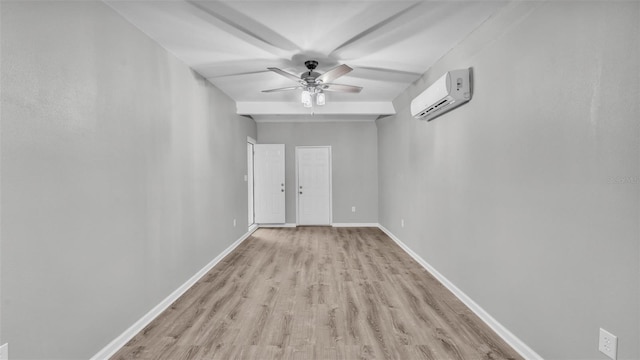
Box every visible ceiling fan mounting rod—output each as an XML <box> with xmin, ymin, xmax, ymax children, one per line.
<box><xmin>304</xmin><ymin>60</ymin><xmax>319</xmax><ymax>79</ymax></box>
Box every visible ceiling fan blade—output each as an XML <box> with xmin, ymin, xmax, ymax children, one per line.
<box><xmin>261</xmin><ymin>86</ymin><xmax>302</xmax><ymax>93</ymax></box>
<box><xmin>267</xmin><ymin>67</ymin><xmax>304</xmax><ymax>84</ymax></box>
<box><xmin>321</xmin><ymin>83</ymin><xmax>363</xmax><ymax>93</ymax></box>
<box><xmin>316</xmin><ymin>64</ymin><xmax>353</xmax><ymax>84</ymax></box>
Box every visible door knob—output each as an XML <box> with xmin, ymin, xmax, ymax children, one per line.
<box><xmin>281</xmin><ymin>189</ymin><xmax>284</xmax><ymax>192</ymax></box>
<box><xmin>299</xmin><ymin>191</ymin><xmax>303</xmax><ymax>195</ymax></box>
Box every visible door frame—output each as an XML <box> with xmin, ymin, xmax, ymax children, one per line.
<box><xmin>295</xmin><ymin>146</ymin><xmax>332</xmax><ymax>226</ymax></box>
<box><xmin>247</xmin><ymin>136</ymin><xmax>256</xmax><ymax>228</ymax></box>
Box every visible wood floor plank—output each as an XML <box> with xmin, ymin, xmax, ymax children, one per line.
<box><xmin>111</xmin><ymin>227</ymin><xmax>522</xmax><ymax>360</ymax></box>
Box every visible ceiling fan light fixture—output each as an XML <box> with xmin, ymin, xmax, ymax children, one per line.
<box><xmin>301</xmin><ymin>89</ymin><xmax>311</xmax><ymax>105</ymax></box>
<box><xmin>316</xmin><ymin>92</ymin><xmax>325</xmax><ymax>106</ymax></box>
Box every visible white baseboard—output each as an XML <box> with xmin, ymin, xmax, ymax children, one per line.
<box><xmin>332</xmin><ymin>223</ymin><xmax>379</xmax><ymax>227</ymax></box>
<box><xmin>91</xmin><ymin>227</ymin><xmax>257</xmax><ymax>360</ymax></box>
<box><xmin>257</xmin><ymin>223</ymin><xmax>297</xmax><ymax>228</ymax></box>
<box><xmin>377</xmin><ymin>224</ymin><xmax>542</xmax><ymax>360</ymax></box>
<box><xmin>257</xmin><ymin>223</ymin><xmax>378</xmax><ymax>228</ymax></box>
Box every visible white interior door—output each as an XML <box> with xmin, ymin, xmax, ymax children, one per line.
<box><xmin>297</xmin><ymin>146</ymin><xmax>331</xmax><ymax>225</ymax></box>
<box><xmin>254</xmin><ymin>144</ymin><xmax>286</xmax><ymax>224</ymax></box>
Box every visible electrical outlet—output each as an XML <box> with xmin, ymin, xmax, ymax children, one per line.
<box><xmin>351</xmin><ymin>206</ymin><xmax>356</xmax><ymax>212</ymax></box>
<box><xmin>233</xmin><ymin>219</ymin><xmax>236</xmax><ymax>227</ymax></box>
<box><xmin>599</xmin><ymin>328</ymin><xmax>617</xmax><ymax>360</ymax></box>
<box><xmin>0</xmin><ymin>343</ymin><xmax>8</xmax><ymax>360</ymax></box>
<box><xmin>244</xmin><ymin>174</ymin><xmax>248</xmax><ymax>182</ymax></box>
<box><xmin>401</xmin><ymin>219</ymin><xmax>405</xmax><ymax>228</ymax></box>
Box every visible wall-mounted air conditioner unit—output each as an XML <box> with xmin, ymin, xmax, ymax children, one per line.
<box><xmin>410</xmin><ymin>68</ymin><xmax>472</xmax><ymax>121</ymax></box>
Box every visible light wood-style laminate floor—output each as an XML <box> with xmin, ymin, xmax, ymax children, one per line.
<box><xmin>112</xmin><ymin>227</ymin><xmax>522</xmax><ymax>360</ymax></box>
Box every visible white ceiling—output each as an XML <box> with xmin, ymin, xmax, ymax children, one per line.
<box><xmin>105</xmin><ymin>0</ymin><xmax>507</xmax><ymax>120</ymax></box>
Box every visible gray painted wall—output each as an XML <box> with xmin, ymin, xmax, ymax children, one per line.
<box><xmin>1</xmin><ymin>1</ymin><xmax>256</xmax><ymax>358</ymax></box>
<box><xmin>377</xmin><ymin>2</ymin><xmax>639</xmax><ymax>359</ymax></box>
<box><xmin>257</xmin><ymin>121</ymin><xmax>378</xmax><ymax>224</ymax></box>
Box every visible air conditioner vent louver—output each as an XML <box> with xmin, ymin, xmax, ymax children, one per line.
<box><xmin>418</xmin><ymin>98</ymin><xmax>453</xmax><ymax>118</ymax></box>
<box><xmin>410</xmin><ymin>69</ymin><xmax>471</xmax><ymax>121</ymax></box>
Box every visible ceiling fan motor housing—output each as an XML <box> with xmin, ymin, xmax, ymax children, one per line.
<box><xmin>303</xmin><ymin>72</ymin><xmax>321</xmax><ymax>84</ymax></box>
<box><xmin>303</xmin><ymin>60</ymin><xmax>320</xmax><ymax>84</ymax></box>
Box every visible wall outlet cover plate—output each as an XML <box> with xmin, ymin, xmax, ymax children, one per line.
<box><xmin>0</xmin><ymin>343</ymin><xmax>8</xmax><ymax>360</ymax></box>
<box><xmin>598</xmin><ymin>328</ymin><xmax>617</xmax><ymax>360</ymax></box>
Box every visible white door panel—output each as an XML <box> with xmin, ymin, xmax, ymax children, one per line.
<box><xmin>297</xmin><ymin>147</ymin><xmax>331</xmax><ymax>225</ymax></box>
<box><xmin>254</xmin><ymin>144</ymin><xmax>285</xmax><ymax>224</ymax></box>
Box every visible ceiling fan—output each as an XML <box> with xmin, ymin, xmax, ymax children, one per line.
<box><xmin>262</xmin><ymin>60</ymin><xmax>363</xmax><ymax>107</ymax></box>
